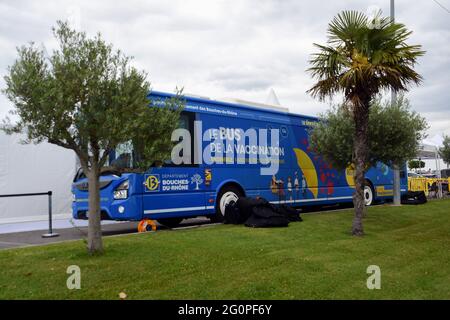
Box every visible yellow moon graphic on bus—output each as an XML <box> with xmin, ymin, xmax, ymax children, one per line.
<box><xmin>345</xmin><ymin>164</ymin><xmax>355</xmax><ymax>188</ymax></box>
<box><xmin>293</xmin><ymin>148</ymin><xmax>318</xmax><ymax>198</ymax></box>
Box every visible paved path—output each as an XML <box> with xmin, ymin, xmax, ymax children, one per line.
<box><xmin>0</xmin><ymin>217</ymin><xmax>211</xmax><ymax>250</ymax></box>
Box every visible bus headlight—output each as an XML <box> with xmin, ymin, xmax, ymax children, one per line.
<box><xmin>113</xmin><ymin>180</ymin><xmax>129</xmax><ymax>200</ymax></box>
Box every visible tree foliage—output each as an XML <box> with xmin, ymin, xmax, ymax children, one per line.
<box><xmin>1</xmin><ymin>21</ymin><xmax>184</xmax><ymax>254</ymax></box>
<box><xmin>307</xmin><ymin>10</ymin><xmax>424</xmax><ymax>106</ymax></box>
<box><xmin>439</xmin><ymin>135</ymin><xmax>450</xmax><ymax>168</ymax></box>
<box><xmin>408</xmin><ymin>160</ymin><xmax>425</xmax><ymax>170</ymax></box>
<box><xmin>309</xmin><ymin>95</ymin><xmax>428</xmax><ymax>171</ymax></box>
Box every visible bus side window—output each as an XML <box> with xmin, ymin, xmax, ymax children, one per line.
<box><xmin>179</xmin><ymin>113</ymin><xmax>190</xmax><ymax>131</ymax></box>
<box><xmin>165</xmin><ymin>111</ymin><xmax>196</xmax><ymax>166</ymax></box>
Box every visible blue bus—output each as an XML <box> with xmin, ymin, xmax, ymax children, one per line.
<box><xmin>72</xmin><ymin>91</ymin><xmax>408</xmax><ymax>228</ymax></box>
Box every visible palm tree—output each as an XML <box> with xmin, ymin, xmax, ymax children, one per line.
<box><xmin>307</xmin><ymin>10</ymin><xmax>424</xmax><ymax>236</ymax></box>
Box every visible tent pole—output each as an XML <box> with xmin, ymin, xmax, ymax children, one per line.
<box><xmin>435</xmin><ymin>148</ymin><xmax>443</xmax><ymax>198</ymax></box>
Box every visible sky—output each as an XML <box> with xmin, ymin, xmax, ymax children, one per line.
<box><xmin>0</xmin><ymin>0</ymin><xmax>449</xmax><ymax>139</ymax></box>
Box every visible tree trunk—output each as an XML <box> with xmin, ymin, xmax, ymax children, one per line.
<box><xmin>87</xmin><ymin>166</ymin><xmax>103</xmax><ymax>254</ymax></box>
<box><xmin>352</xmin><ymin>102</ymin><xmax>370</xmax><ymax>236</ymax></box>
<box><xmin>392</xmin><ymin>164</ymin><xmax>401</xmax><ymax>206</ymax></box>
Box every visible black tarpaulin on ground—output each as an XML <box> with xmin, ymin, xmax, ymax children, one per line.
<box><xmin>224</xmin><ymin>197</ymin><xmax>302</xmax><ymax>228</ymax></box>
<box><xmin>401</xmin><ymin>191</ymin><xmax>427</xmax><ymax>205</ymax></box>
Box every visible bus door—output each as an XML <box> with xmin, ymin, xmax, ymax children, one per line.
<box><xmin>141</xmin><ymin>111</ymin><xmax>210</xmax><ymax>219</ymax></box>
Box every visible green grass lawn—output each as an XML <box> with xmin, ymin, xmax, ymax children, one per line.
<box><xmin>0</xmin><ymin>200</ymin><xmax>449</xmax><ymax>299</ymax></box>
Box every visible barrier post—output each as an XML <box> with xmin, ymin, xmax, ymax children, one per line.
<box><xmin>42</xmin><ymin>191</ymin><xmax>59</xmax><ymax>238</ymax></box>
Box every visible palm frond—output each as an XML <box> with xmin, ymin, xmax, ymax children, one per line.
<box><xmin>328</xmin><ymin>11</ymin><xmax>368</xmax><ymax>46</ymax></box>
<box><xmin>307</xmin><ymin>9</ymin><xmax>425</xmax><ymax>105</ymax></box>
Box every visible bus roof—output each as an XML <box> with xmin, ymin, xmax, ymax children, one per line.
<box><xmin>149</xmin><ymin>90</ymin><xmax>319</xmax><ymax>123</ymax></box>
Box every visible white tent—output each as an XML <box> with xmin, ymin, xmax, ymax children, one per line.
<box><xmin>414</xmin><ymin>136</ymin><xmax>446</xmax><ymax>198</ymax></box>
<box><xmin>0</xmin><ymin>132</ymin><xmax>76</xmax><ymax>224</ymax></box>
<box><xmin>417</xmin><ymin>143</ymin><xmax>440</xmax><ymax>160</ymax></box>
<box><xmin>417</xmin><ymin>134</ymin><xmax>445</xmax><ymax>174</ymax></box>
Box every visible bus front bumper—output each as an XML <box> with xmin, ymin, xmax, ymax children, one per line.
<box><xmin>72</xmin><ymin>195</ymin><xmax>142</xmax><ymax>221</ymax></box>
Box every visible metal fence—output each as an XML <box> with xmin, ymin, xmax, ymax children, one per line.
<box><xmin>408</xmin><ymin>177</ymin><xmax>450</xmax><ymax>198</ymax></box>
<box><xmin>0</xmin><ymin>191</ymin><xmax>59</xmax><ymax>237</ymax></box>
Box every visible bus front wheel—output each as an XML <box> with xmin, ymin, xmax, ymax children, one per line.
<box><xmin>211</xmin><ymin>186</ymin><xmax>242</xmax><ymax>222</ymax></box>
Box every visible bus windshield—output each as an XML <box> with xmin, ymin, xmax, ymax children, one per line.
<box><xmin>109</xmin><ymin>141</ymin><xmax>135</xmax><ymax>170</ymax></box>
<box><xmin>106</xmin><ymin>112</ymin><xmax>193</xmax><ymax>171</ymax></box>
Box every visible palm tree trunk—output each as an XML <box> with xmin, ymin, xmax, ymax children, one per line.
<box><xmin>352</xmin><ymin>102</ymin><xmax>370</xmax><ymax>236</ymax></box>
<box><xmin>87</xmin><ymin>164</ymin><xmax>103</xmax><ymax>254</ymax></box>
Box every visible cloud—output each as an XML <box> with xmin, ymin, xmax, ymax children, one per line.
<box><xmin>0</xmin><ymin>0</ymin><xmax>449</xmax><ymax>137</ymax></box>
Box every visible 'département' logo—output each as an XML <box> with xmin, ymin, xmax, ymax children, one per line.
<box><xmin>144</xmin><ymin>174</ymin><xmax>160</xmax><ymax>192</ymax></box>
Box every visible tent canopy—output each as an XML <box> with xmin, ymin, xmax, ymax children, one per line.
<box><xmin>417</xmin><ymin>143</ymin><xmax>440</xmax><ymax>159</ymax></box>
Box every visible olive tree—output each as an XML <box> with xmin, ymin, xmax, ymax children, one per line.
<box><xmin>309</xmin><ymin>95</ymin><xmax>428</xmax><ymax>213</ymax></box>
<box><xmin>439</xmin><ymin>135</ymin><xmax>450</xmax><ymax>168</ymax></box>
<box><xmin>2</xmin><ymin>21</ymin><xmax>183</xmax><ymax>254</ymax></box>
